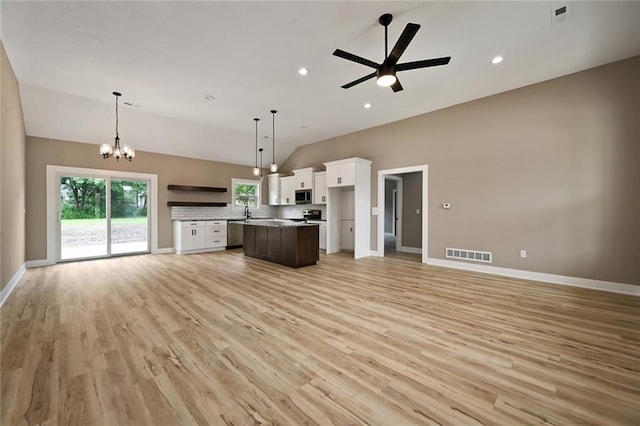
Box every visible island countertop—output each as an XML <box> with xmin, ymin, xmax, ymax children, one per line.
<box><xmin>242</xmin><ymin>220</ymin><xmax>319</xmax><ymax>228</ymax></box>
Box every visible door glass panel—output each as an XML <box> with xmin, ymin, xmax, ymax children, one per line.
<box><xmin>60</xmin><ymin>176</ymin><xmax>107</xmax><ymax>260</ymax></box>
<box><xmin>111</xmin><ymin>179</ymin><xmax>149</xmax><ymax>255</ymax></box>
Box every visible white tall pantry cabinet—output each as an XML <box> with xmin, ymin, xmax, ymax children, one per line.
<box><xmin>323</xmin><ymin>157</ymin><xmax>371</xmax><ymax>259</ymax></box>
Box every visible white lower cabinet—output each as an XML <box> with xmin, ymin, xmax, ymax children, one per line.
<box><xmin>309</xmin><ymin>220</ymin><xmax>327</xmax><ymax>251</ymax></box>
<box><xmin>319</xmin><ymin>224</ymin><xmax>327</xmax><ymax>251</ymax></box>
<box><xmin>174</xmin><ymin>220</ymin><xmax>227</xmax><ymax>254</ymax></box>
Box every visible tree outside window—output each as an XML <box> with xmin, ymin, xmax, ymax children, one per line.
<box><xmin>232</xmin><ymin>179</ymin><xmax>260</xmax><ymax>207</ymax></box>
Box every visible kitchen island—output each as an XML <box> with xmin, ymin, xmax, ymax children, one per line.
<box><xmin>243</xmin><ymin>220</ymin><xmax>319</xmax><ymax>268</ymax></box>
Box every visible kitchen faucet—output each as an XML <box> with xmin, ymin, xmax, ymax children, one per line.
<box><xmin>244</xmin><ymin>205</ymin><xmax>251</xmax><ymax>219</ymax></box>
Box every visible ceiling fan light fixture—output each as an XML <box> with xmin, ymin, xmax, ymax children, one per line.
<box><xmin>377</xmin><ymin>74</ymin><xmax>396</xmax><ymax>87</ymax></box>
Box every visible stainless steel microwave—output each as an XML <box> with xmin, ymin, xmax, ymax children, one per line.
<box><xmin>295</xmin><ymin>189</ymin><xmax>312</xmax><ymax>204</ymax></box>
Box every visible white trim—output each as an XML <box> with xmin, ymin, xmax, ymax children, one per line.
<box><xmin>1</xmin><ymin>263</ymin><xmax>26</xmax><ymax>308</ymax></box>
<box><xmin>427</xmin><ymin>257</ymin><xmax>640</xmax><ymax>296</ymax></box>
<box><xmin>369</xmin><ymin>250</ymin><xmax>378</xmax><ymax>257</ymax></box>
<box><xmin>26</xmin><ymin>259</ymin><xmax>52</xmax><ymax>268</ymax></box>
<box><xmin>152</xmin><ymin>247</ymin><xmax>173</xmax><ymax>254</ymax></box>
<box><xmin>46</xmin><ymin>165</ymin><xmax>159</xmax><ymax>265</ymax></box>
<box><xmin>402</xmin><ymin>246</ymin><xmax>423</xmax><ymax>254</ymax></box>
<box><xmin>377</xmin><ymin>165</ymin><xmax>428</xmax><ymax>263</ymax></box>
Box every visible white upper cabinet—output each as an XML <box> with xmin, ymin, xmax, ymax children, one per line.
<box><xmin>279</xmin><ymin>176</ymin><xmax>295</xmax><ymax>205</ymax></box>
<box><xmin>292</xmin><ymin>167</ymin><xmax>316</xmax><ymax>190</ymax></box>
<box><xmin>325</xmin><ymin>161</ymin><xmax>356</xmax><ymax>187</ymax></box>
<box><xmin>267</xmin><ymin>173</ymin><xmax>282</xmax><ymax>205</ymax></box>
<box><xmin>313</xmin><ymin>171</ymin><xmax>327</xmax><ymax>204</ymax></box>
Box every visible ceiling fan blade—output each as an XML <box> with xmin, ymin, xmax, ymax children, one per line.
<box><xmin>396</xmin><ymin>57</ymin><xmax>451</xmax><ymax>72</ymax></box>
<box><xmin>333</xmin><ymin>49</ymin><xmax>379</xmax><ymax>69</ymax></box>
<box><xmin>341</xmin><ymin>72</ymin><xmax>377</xmax><ymax>89</ymax></box>
<box><xmin>386</xmin><ymin>23</ymin><xmax>420</xmax><ymax>65</ymax></box>
<box><xmin>391</xmin><ymin>79</ymin><xmax>404</xmax><ymax>93</ymax></box>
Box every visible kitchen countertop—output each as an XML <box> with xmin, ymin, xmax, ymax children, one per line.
<box><xmin>242</xmin><ymin>220</ymin><xmax>319</xmax><ymax>228</ymax></box>
<box><xmin>172</xmin><ymin>217</ymin><xmax>273</xmax><ymax>222</ymax></box>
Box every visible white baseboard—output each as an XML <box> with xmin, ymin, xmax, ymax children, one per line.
<box><xmin>152</xmin><ymin>247</ymin><xmax>173</xmax><ymax>255</ymax></box>
<box><xmin>26</xmin><ymin>259</ymin><xmax>53</xmax><ymax>268</ymax></box>
<box><xmin>427</xmin><ymin>257</ymin><xmax>639</xmax><ymax>296</ymax></box>
<box><xmin>1</xmin><ymin>263</ymin><xmax>26</xmax><ymax>308</ymax></box>
<box><xmin>402</xmin><ymin>246</ymin><xmax>423</xmax><ymax>254</ymax></box>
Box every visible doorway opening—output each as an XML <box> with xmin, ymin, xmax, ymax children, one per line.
<box><xmin>377</xmin><ymin>165</ymin><xmax>428</xmax><ymax>263</ymax></box>
<box><xmin>383</xmin><ymin>176</ymin><xmax>402</xmax><ymax>254</ymax></box>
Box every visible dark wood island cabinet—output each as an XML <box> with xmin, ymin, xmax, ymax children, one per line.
<box><xmin>243</xmin><ymin>221</ymin><xmax>319</xmax><ymax>268</ymax></box>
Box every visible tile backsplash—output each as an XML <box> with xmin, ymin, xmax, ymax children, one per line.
<box><xmin>171</xmin><ymin>204</ymin><xmax>325</xmax><ymax>220</ymax></box>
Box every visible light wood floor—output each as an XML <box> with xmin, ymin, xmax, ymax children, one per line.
<box><xmin>2</xmin><ymin>250</ymin><xmax>639</xmax><ymax>425</ymax></box>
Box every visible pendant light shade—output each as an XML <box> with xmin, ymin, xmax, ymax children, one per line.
<box><xmin>100</xmin><ymin>92</ymin><xmax>135</xmax><ymax>161</ymax></box>
<box><xmin>252</xmin><ymin>118</ymin><xmax>260</xmax><ymax>176</ymax></box>
<box><xmin>270</xmin><ymin>109</ymin><xmax>278</xmax><ymax>173</ymax></box>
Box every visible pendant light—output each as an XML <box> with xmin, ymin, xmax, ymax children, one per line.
<box><xmin>252</xmin><ymin>118</ymin><xmax>260</xmax><ymax>176</ymax></box>
<box><xmin>99</xmin><ymin>92</ymin><xmax>135</xmax><ymax>161</ymax></box>
<box><xmin>259</xmin><ymin>148</ymin><xmax>264</xmax><ymax>178</ymax></box>
<box><xmin>270</xmin><ymin>109</ymin><xmax>278</xmax><ymax>173</ymax></box>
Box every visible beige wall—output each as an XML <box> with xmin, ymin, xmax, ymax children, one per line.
<box><xmin>1</xmin><ymin>41</ymin><xmax>27</xmax><ymax>290</ymax></box>
<box><xmin>281</xmin><ymin>56</ymin><xmax>640</xmax><ymax>286</ymax></box>
<box><xmin>26</xmin><ymin>137</ymin><xmax>267</xmax><ymax>260</ymax></box>
<box><xmin>401</xmin><ymin>172</ymin><xmax>422</xmax><ymax>249</ymax></box>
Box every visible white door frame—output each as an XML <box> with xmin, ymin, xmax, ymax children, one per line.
<box><xmin>377</xmin><ymin>165</ymin><xmax>428</xmax><ymax>263</ymax></box>
<box><xmin>46</xmin><ymin>165</ymin><xmax>159</xmax><ymax>266</ymax></box>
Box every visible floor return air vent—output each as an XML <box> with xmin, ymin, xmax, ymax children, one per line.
<box><xmin>446</xmin><ymin>248</ymin><xmax>492</xmax><ymax>263</ymax></box>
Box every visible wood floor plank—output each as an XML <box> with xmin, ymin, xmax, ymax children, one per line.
<box><xmin>2</xmin><ymin>250</ymin><xmax>639</xmax><ymax>425</ymax></box>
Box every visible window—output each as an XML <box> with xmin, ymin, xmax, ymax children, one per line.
<box><xmin>232</xmin><ymin>179</ymin><xmax>261</xmax><ymax>207</ymax></box>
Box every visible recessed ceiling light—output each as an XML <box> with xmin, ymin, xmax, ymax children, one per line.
<box><xmin>364</xmin><ymin>103</ymin><xmax>372</xmax><ymax>109</ymax></box>
<box><xmin>123</xmin><ymin>102</ymin><xmax>140</xmax><ymax>108</ymax></box>
<box><xmin>204</xmin><ymin>94</ymin><xmax>215</xmax><ymax>101</ymax></box>
<box><xmin>298</xmin><ymin>67</ymin><xmax>309</xmax><ymax>76</ymax></box>
<box><xmin>491</xmin><ymin>56</ymin><xmax>504</xmax><ymax>64</ymax></box>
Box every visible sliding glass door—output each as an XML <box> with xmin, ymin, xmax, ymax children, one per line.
<box><xmin>59</xmin><ymin>175</ymin><xmax>149</xmax><ymax>261</ymax></box>
<box><xmin>60</xmin><ymin>176</ymin><xmax>108</xmax><ymax>260</ymax></box>
<box><xmin>111</xmin><ymin>179</ymin><xmax>149</xmax><ymax>255</ymax></box>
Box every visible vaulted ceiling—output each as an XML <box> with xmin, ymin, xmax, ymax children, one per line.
<box><xmin>2</xmin><ymin>1</ymin><xmax>639</xmax><ymax>166</ymax></box>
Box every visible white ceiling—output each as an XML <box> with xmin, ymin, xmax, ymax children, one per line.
<box><xmin>2</xmin><ymin>1</ymin><xmax>639</xmax><ymax>167</ymax></box>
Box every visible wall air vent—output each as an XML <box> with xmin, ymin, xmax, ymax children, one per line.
<box><xmin>446</xmin><ymin>248</ymin><xmax>492</xmax><ymax>263</ymax></box>
<box><xmin>552</xmin><ymin>5</ymin><xmax>569</xmax><ymax>23</ymax></box>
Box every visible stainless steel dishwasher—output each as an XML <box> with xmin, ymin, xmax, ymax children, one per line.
<box><xmin>227</xmin><ymin>221</ymin><xmax>244</xmax><ymax>248</ymax></box>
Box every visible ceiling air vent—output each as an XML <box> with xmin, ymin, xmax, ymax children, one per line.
<box><xmin>552</xmin><ymin>5</ymin><xmax>569</xmax><ymax>24</ymax></box>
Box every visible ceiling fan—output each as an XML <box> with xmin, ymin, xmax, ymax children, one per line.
<box><xmin>333</xmin><ymin>13</ymin><xmax>451</xmax><ymax>92</ymax></box>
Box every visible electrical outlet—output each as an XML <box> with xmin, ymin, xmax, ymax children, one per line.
<box><xmin>416</xmin><ymin>208</ymin><xmax>420</xmax><ymax>214</ymax></box>
<box><xmin>520</xmin><ymin>250</ymin><xmax>527</xmax><ymax>258</ymax></box>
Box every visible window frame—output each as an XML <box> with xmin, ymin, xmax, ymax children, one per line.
<box><xmin>231</xmin><ymin>178</ymin><xmax>261</xmax><ymax>208</ymax></box>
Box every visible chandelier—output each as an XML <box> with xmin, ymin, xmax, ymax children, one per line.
<box><xmin>100</xmin><ymin>91</ymin><xmax>135</xmax><ymax>161</ymax></box>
